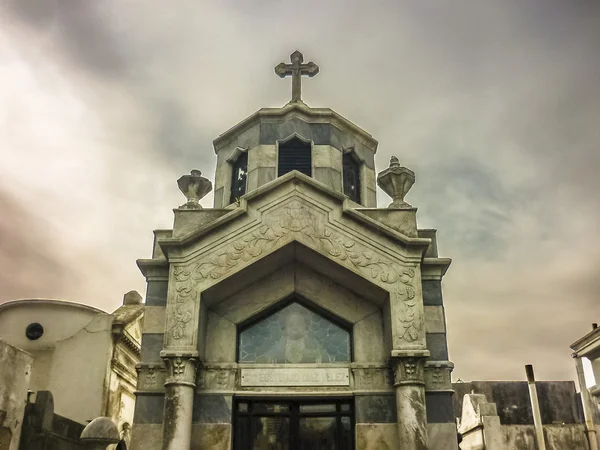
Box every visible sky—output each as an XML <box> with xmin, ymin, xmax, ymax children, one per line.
<box><xmin>1</xmin><ymin>0</ymin><xmax>599</xmax><ymax>385</ymax></box>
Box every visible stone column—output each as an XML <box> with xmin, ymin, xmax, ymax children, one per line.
<box><xmin>161</xmin><ymin>352</ymin><xmax>199</xmax><ymax>450</ymax></box>
<box><xmin>392</xmin><ymin>354</ymin><xmax>428</xmax><ymax>450</ymax></box>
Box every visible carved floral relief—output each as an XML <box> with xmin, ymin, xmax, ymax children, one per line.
<box><xmin>167</xmin><ymin>199</ymin><xmax>419</xmax><ymax>347</ymax></box>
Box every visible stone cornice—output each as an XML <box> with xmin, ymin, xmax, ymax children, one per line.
<box><xmin>570</xmin><ymin>326</ymin><xmax>600</xmax><ymax>355</ymax></box>
<box><xmin>213</xmin><ymin>103</ymin><xmax>378</xmax><ymax>152</ymax></box>
<box><xmin>136</xmin><ymin>258</ymin><xmax>169</xmax><ymax>280</ymax></box>
<box><xmin>420</xmin><ymin>257</ymin><xmax>452</xmax><ymax>280</ymax></box>
<box><xmin>153</xmin><ymin>172</ymin><xmax>431</xmax><ymax>259</ymax></box>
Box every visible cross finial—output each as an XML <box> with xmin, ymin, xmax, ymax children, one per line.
<box><xmin>274</xmin><ymin>50</ymin><xmax>319</xmax><ymax>104</ymax></box>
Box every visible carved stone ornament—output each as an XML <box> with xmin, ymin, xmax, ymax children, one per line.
<box><xmin>352</xmin><ymin>367</ymin><xmax>393</xmax><ymax>391</ymax></box>
<box><xmin>136</xmin><ymin>364</ymin><xmax>166</xmax><ymax>391</ymax></box>
<box><xmin>169</xmin><ymin>199</ymin><xmax>418</xmax><ymax>346</ymax></box>
<box><xmin>377</xmin><ymin>156</ymin><xmax>415</xmax><ymax>209</ymax></box>
<box><xmin>177</xmin><ymin>169</ymin><xmax>212</xmax><ymax>210</ymax></box>
<box><xmin>163</xmin><ymin>356</ymin><xmax>199</xmax><ymax>387</ymax></box>
<box><xmin>197</xmin><ymin>367</ymin><xmax>236</xmax><ymax>391</ymax></box>
<box><xmin>424</xmin><ymin>361</ymin><xmax>454</xmax><ymax>391</ymax></box>
<box><xmin>392</xmin><ymin>357</ymin><xmax>426</xmax><ymax>387</ymax></box>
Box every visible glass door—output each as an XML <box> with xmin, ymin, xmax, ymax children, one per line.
<box><xmin>234</xmin><ymin>399</ymin><xmax>354</xmax><ymax>450</ymax></box>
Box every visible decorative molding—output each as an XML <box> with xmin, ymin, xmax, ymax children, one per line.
<box><xmin>169</xmin><ymin>199</ymin><xmax>418</xmax><ymax>345</ymax></box>
<box><xmin>163</xmin><ymin>356</ymin><xmax>199</xmax><ymax>388</ymax></box>
<box><xmin>392</xmin><ymin>357</ymin><xmax>427</xmax><ymax>387</ymax></box>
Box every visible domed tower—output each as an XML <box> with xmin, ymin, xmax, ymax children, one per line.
<box><xmin>134</xmin><ymin>51</ymin><xmax>454</xmax><ymax>450</ymax></box>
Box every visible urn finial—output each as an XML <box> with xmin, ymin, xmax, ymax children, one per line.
<box><xmin>377</xmin><ymin>157</ymin><xmax>415</xmax><ymax>209</ymax></box>
<box><xmin>177</xmin><ymin>170</ymin><xmax>212</xmax><ymax>209</ymax></box>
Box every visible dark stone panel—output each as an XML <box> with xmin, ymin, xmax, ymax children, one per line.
<box><xmin>141</xmin><ymin>333</ymin><xmax>164</xmax><ymax>363</ymax></box>
<box><xmin>134</xmin><ymin>394</ymin><xmax>165</xmax><ymax>424</ymax></box>
<box><xmin>422</xmin><ymin>280</ymin><xmax>443</xmax><ymax>306</ymax></box>
<box><xmin>452</xmin><ymin>381</ymin><xmax>584</xmax><ymax>425</ymax></box>
<box><xmin>426</xmin><ymin>392</ymin><xmax>455</xmax><ymax>423</ymax></box>
<box><xmin>426</xmin><ymin>333</ymin><xmax>449</xmax><ymax>361</ymax></box>
<box><xmin>146</xmin><ymin>281</ymin><xmax>168</xmax><ymax>306</ymax></box>
<box><xmin>260</xmin><ymin>121</ymin><xmax>335</xmax><ymax>149</ymax></box>
<box><xmin>355</xmin><ymin>395</ymin><xmax>397</xmax><ymax>423</ymax></box>
<box><xmin>192</xmin><ymin>394</ymin><xmax>232</xmax><ymax>423</ymax></box>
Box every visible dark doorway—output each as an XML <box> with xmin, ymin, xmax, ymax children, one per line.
<box><xmin>234</xmin><ymin>399</ymin><xmax>354</xmax><ymax>450</ymax></box>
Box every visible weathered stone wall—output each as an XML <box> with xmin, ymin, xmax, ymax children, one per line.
<box><xmin>0</xmin><ymin>338</ymin><xmax>32</xmax><ymax>450</ymax></box>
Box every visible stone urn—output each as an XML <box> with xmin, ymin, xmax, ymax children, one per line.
<box><xmin>376</xmin><ymin>156</ymin><xmax>415</xmax><ymax>209</ymax></box>
<box><xmin>177</xmin><ymin>169</ymin><xmax>212</xmax><ymax>210</ymax></box>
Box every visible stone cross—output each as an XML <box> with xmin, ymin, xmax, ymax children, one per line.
<box><xmin>275</xmin><ymin>50</ymin><xmax>319</xmax><ymax>103</ymax></box>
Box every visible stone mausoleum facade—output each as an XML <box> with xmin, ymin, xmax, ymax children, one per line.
<box><xmin>132</xmin><ymin>51</ymin><xmax>455</xmax><ymax>450</ymax></box>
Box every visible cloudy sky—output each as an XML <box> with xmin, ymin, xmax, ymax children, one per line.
<box><xmin>1</xmin><ymin>0</ymin><xmax>599</xmax><ymax>384</ymax></box>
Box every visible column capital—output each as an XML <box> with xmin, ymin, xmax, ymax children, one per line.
<box><xmin>391</xmin><ymin>355</ymin><xmax>427</xmax><ymax>387</ymax></box>
<box><xmin>161</xmin><ymin>351</ymin><xmax>200</xmax><ymax>388</ymax></box>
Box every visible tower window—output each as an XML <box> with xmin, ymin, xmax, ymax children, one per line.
<box><xmin>230</xmin><ymin>152</ymin><xmax>248</xmax><ymax>204</ymax></box>
<box><xmin>343</xmin><ymin>152</ymin><xmax>361</xmax><ymax>203</ymax></box>
<box><xmin>278</xmin><ymin>137</ymin><xmax>311</xmax><ymax>177</ymax></box>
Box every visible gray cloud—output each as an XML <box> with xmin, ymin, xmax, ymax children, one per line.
<box><xmin>1</xmin><ymin>0</ymin><xmax>598</xmax><ymax>383</ymax></box>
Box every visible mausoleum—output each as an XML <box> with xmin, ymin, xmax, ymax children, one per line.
<box><xmin>132</xmin><ymin>51</ymin><xmax>455</xmax><ymax>450</ymax></box>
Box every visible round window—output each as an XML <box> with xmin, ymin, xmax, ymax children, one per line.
<box><xmin>25</xmin><ymin>323</ymin><xmax>44</xmax><ymax>340</ymax></box>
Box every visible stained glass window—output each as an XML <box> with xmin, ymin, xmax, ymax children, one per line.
<box><xmin>239</xmin><ymin>302</ymin><xmax>350</xmax><ymax>363</ymax></box>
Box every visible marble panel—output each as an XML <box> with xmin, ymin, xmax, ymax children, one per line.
<box><xmin>190</xmin><ymin>423</ymin><xmax>231</xmax><ymax>450</ymax></box>
<box><xmin>356</xmin><ymin>395</ymin><xmax>397</xmax><ymax>423</ymax></box>
<box><xmin>211</xmin><ymin>265</ymin><xmax>294</xmax><ymax>324</ymax></box>
<box><xmin>213</xmin><ymin>187</ymin><xmax>225</xmax><ymax>209</ymax></box>
<box><xmin>143</xmin><ymin>306</ymin><xmax>166</xmax><ymax>334</ymax></box>
<box><xmin>246</xmin><ymin>169</ymin><xmax>259</xmax><ymax>192</ymax></box>
<box><xmin>248</xmin><ymin>145</ymin><xmax>277</xmax><ymax>171</ymax></box>
<box><xmin>313</xmin><ymin>145</ymin><xmax>342</xmax><ymax>171</ymax></box>
<box><xmin>141</xmin><ymin>333</ymin><xmax>165</xmax><ymax>363</ymax></box>
<box><xmin>426</xmin><ymin>392</ymin><xmax>455</xmax><ymax>423</ymax></box>
<box><xmin>146</xmin><ymin>281</ymin><xmax>168</xmax><ymax>306</ymax></box>
<box><xmin>366</xmin><ymin>188</ymin><xmax>377</xmax><ymax>208</ymax></box>
<box><xmin>204</xmin><ymin>313</ymin><xmax>236</xmax><ymax>362</ymax></box>
<box><xmin>256</xmin><ymin>167</ymin><xmax>276</xmax><ymax>188</ymax></box>
<box><xmin>428</xmin><ymin>423</ymin><xmax>459</xmax><ymax>450</ymax></box>
<box><xmin>133</xmin><ymin>394</ymin><xmax>165</xmax><ymax>424</ymax></box>
<box><xmin>355</xmin><ymin>423</ymin><xmax>398</xmax><ymax>450</ymax></box>
<box><xmin>422</xmin><ymin>280</ymin><xmax>443</xmax><ymax>306</ymax></box>
<box><xmin>353</xmin><ymin>312</ymin><xmax>387</xmax><ymax>363</ymax></box>
<box><xmin>424</xmin><ymin>306</ymin><xmax>446</xmax><ymax>333</ymax></box>
<box><xmin>130</xmin><ymin>423</ymin><xmax>163</xmax><ymax>450</ymax></box>
<box><xmin>426</xmin><ymin>333</ymin><xmax>449</xmax><ymax>361</ymax></box>
<box><xmin>192</xmin><ymin>394</ymin><xmax>232</xmax><ymax>423</ymax></box>
<box><xmin>313</xmin><ymin>167</ymin><xmax>342</xmax><ymax>193</ymax></box>
<box><xmin>295</xmin><ymin>265</ymin><xmax>378</xmax><ymax>324</ymax></box>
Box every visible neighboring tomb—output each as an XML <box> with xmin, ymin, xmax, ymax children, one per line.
<box><xmin>0</xmin><ymin>338</ymin><xmax>32</xmax><ymax>450</ymax></box>
<box><xmin>0</xmin><ymin>291</ymin><xmax>143</xmax><ymax>440</ymax></box>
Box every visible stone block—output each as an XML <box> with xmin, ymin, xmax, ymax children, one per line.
<box><xmin>313</xmin><ymin>145</ymin><xmax>342</xmax><ymax>171</ymax></box>
<box><xmin>190</xmin><ymin>423</ymin><xmax>231</xmax><ymax>450</ymax></box>
<box><xmin>204</xmin><ymin>313</ymin><xmax>236</xmax><ymax>362</ymax></box>
<box><xmin>366</xmin><ymin>188</ymin><xmax>377</xmax><ymax>208</ymax></box>
<box><xmin>426</xmin><ymin>392</ymin><xmax>455</xmax><ymax>423</ymax></box>
<box><xmin>355</xmin><ymin>423</ymin><xmax>398</xmax><ymax>450</ymax></box>
<box><xmin>213</xmin><ymin>187</ymin><xmax>225</xmax><ymax>208</ymax></box>
<box><xmin>426</xmin><ymin>333</ymin><xmax>449</xmax><ymax>361</ymax></box>
<box><xmin>358</xmin><ymin>209</ymin><xmax>418</xmax><ymax>237</ymax></box>
<box><xmin>133</xmin><ymin>394</ymin><xmax>165</xmax><ymax>424</ymax></box>
<box><xmin>428</xmin><ymin>423</ymin><xmax>459</xmax><ymax>450</ymax></box>
<box><xmin>314</xmin><ymin>167</ymin><xmax>342</xmax><ymax>192</ymax></box>
<box><xmin>130</xmin><ymin>423</ymin><xmax>163</xmax><ymax>450</ymax></box>
<box><xmin>143</xmin><ymin>306</ymin><xmax>166</xmax><ymax>334</ymax></box>
<box><xmin>356</xmin><ymin>395</ymin><xmax>397</xmax><ymax>423</ymax></box>
<box><xmin>424</xmin><ymin>306</ymin><xmax>446</xmax><ymax>333</ymax></box>
<box><xmin>173</xmin><ymin>209</ymin><xmax>231</xmax><ymax>238</ymax></box>
<box><xmin>146</xmin><ymin>281</ymin><xmax>168</xmax><ymax>306</ymax></box>
<box><xmin>246</xmin><ymin>168</ymin><xmax>259</xmax><ymax>192</ymax></box>
<box><xmin>422</xmin><ymin>280</ymin><xmax>443</xmax><ymax>306</ymax></box>
<box><xmin>256</xmin><ymin>167</ymin><xmax>276</xmax><ymax>188</ymax></box>
<box><xmin>192</xmin><ymin>394</ymin><xmax>232</xmax><ymax>423</ymax></box>
<box><xmin>353</xmin><ymin>313</ymin><xmax>387</xmax><ymax>363</ymax></box>
<box><xmin>140</xmin><ymin>333</ymin><xmax>164</xmax><ymax>363</ymax></box>
<box><xmin>248</xmin><ymin>145</ymin><xmax>276</xmax><ymax>171</ymax></box>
